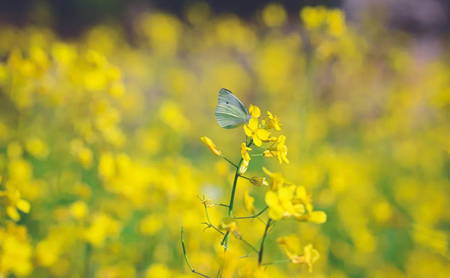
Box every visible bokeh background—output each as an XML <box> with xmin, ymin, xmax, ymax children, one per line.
<box><xmin>0</xmin><ymin>0</ymin><xmax>449</xmax><ymax>277</ymax></box>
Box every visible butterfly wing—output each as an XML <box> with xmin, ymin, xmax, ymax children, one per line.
<box><xmin>215</xmin><ymin>88</ymin><xmax>251</xmax><ymax>129</ymax></box>
<box><xmin>215</xmin><ymin>104</ymin><xmax>249</xmax><ymax>129</ymax></box>
<box><xmin>218</xmin><ymin>89</ymin><xmax>250</xmax><ymax>115</ymax></box>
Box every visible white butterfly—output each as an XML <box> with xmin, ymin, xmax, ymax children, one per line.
<box><xmin>215</xmin><ymin>88</ymin><xmax>251</xmax><ymax>129</ymax></box>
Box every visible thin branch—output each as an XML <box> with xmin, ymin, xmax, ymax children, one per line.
<box><xmin>220</xmin><ymin>232</ymin><xmax>229</xmax><ymax>248</ymax></box>
<box><xmin>261</xmin><ymin>259</ymin><xmax>292</xmax><ymax>266</ymax></box>
<box><xmin>234</xmin><ymin>206</ymin><xmax>268</xmax><ymax>220</ymax></box>
<box><xmin>181</xmin><ymin>227</ymin><xmax>212</xmax><ymax>278</ymax></box>
<box><xmin>239</xmin><ymin>237</ymin><xmax>259</xmax><ymax>254</ymax></box>
<box><xmin>202</xmin><ymin>203</ymin><xmax>224</xmax><ymax>235</ymax></box>
<box><xmin>258</xmin><ymin>218</ymin><xmax>273</xmax><ymax>266</ymax></box>
<box><xmin>242</xmin><ymin>221</ymin><xmax>275</xmax><ymax>259</ymax></box>
<box><xmin>221</xmin><ymin>155</ymin><xmax>238</xmax><ymax>168</ymax></box>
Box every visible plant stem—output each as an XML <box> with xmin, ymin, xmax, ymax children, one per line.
<box><xmin>203</xmin><ymin>204</ymin><xmax>224</xmax><ymax>235</ymax></box>
<box><xmin>234</xmin><ymin>206</ymin><xmax>268</xmax><ymax>220</ymax></box>
<box><xmin>181</xmin><ymin>227</ymin><xmax>212</xmax><ymax>278</ymax></box>
<box><xmin>239</xmin><ymin>237</ymin><xmax>260</xmax><ymax>253</ymax></box>
<box><xmin>221</xmin><ymin>155</ymin><xmax>238</xmax><ymax>168</ymax></box>
<box><xmin>261</xmin><ymin>259</ymin><xmax>292</xmax><ymax>266</ymax></box>
<box><xmin>258</xmin><ymin>218</ymin><xmax>272</xmax><ymax>266</ymax></box>
<box><xmin>224</xmin><ymin>139</ymin><xmax>253</xmax><ymax>250</ymax></box>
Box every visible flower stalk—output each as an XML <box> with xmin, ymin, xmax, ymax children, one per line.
<box><xmin>258</xmin><ymin>218</ymin><xmax>272</xmax><ymax>266</ymax></box>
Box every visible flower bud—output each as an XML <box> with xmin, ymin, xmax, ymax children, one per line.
<box><xmin>201</xmin><ymin>136</ymin><xmax>221</xmax><ymax>156</ymax></box>
<box><xmin>249</xmin><ymin>177</ymin><xmax>269</xmax><ymax>187</ymax></box>
<box><xmin>238</xmin><ymin>158</ymin><xmax>249</xmax><ymax>175</ymax></box>
<box><xmin>203</xmin><ymin>198</ymin><xmax>215</xmax><ymax>208</ymax></box>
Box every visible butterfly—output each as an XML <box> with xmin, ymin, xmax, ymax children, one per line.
<box><xmin>215</xmin><ymin>88</ymin><xmax>251</xmax><ymax>129</ymax></box>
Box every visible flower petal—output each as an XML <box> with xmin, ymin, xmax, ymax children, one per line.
<box><xmin>253</xmin><ymin>136</ymin><xmax>262</xmax><ymax>146</ymax></box>
<box><xmin>17</xmin><ymin>199</ymin><xmax>31</xmax><ymax>213</ymax></box>
<box><xmin>7</xmin><ymin>206</ymin><xmax>20</xmax><ymax>221</ymax></box>
<box><xmin>265</xmin><ymin>191</ymin><xmax>278</xmax><ymax>206</ymax></box>
<box><xmin>256</xmin><ymin>129</ymin><xmax>270</xmax><ymax>141</ymax></box>
<box><xmin>268</xmin><ymin>206</ymin><xmax>284</xmax><ymax>220</ymax></box>
<box><xmin>308</xmin><ymin>211</ymin><xmax>327</xmax><ymax>224</ymax></box>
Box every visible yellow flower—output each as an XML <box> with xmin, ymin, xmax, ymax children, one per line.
<box><xmin>296</xmin><ymin>211</ymin><xmax>327</xmax><ymax>224</ymax></box>
<box><xmin>0</xmin><ymin>184</ymin><xmax>31</xmax><ymax>221</ymax></box>
<box><xmin>277</xmin><ymin>236</ymin><xmax>320</xmax><ymax>273</ymax></box>
<box><xmin>25</xmin><ymin>137</ymin><xmax>49</xmax><ymax>159</ymax></box>
<box><xmin>244</xmin><ymin>105</ymin><xmax>271</xmax><ymax>146</ymax></box>
<box><xmin>243</xmin><ymin>189</ymin><xmax>256</xmax><ymax>214</ymax></box>
<box><xmin>241</xmin><ymin>143</ymin><xmax>252</xmax><ymax>161</ymax></box>
<box><xmin>291</xmin><ymin>245</ymin><xmax>320</xmax><ymax>272</ymax></box>
<box><xmin>300</xmin><ymin>6</ymin><xmax>327</xmax><ymax>30</ymax></box>
<box><xmin>263</xmin><ymin>167</ymin><xmax>287</xmax><ymax>191</ymax></box>
<box><xmin>295</xmin><ymin>244</ymin><xmax>320</xmax><ymax>272</ymax></box>
<box><xmin>293</xmin><ymin>186</ymin><xmax>327</xmax><ymax>224</ymax></box>
<box><xmin>249</xmin><ymin>177</ymin><xmax>269</xmax><ymax>187</ymax></box>
<box><xmin>262</xmin><ymin>3</ymin><xmax>287</xmax><ymax>27</ymax></box>
<box><xmin>267</xmin><ymin>111</ymin><xmax>282</xmax><ymax>130</ymax></box>
<box><xmin>292</xmin><ymin>186</ymin><xmax>313</xmax><ymax>212</ymax></box>
<box><xmin>244</xmin><ymin>118</ymin><xmax>270</xmax><ymax>146</ymax></box>
<box><xmin>264</xmin><ymin>135</ymin><xmax>289</xmax><ymax>164</ymax></box>
<box><xmin>69</xmin><ymin>201</ymin><xmax>89</xmax><ymax>220</ymax></box>
<box><xmin>201</xmin><ymin>136</ymin><xmax>222</xmax><ymax>156</ymax></box>
<box><xmin>84</xmin><ymin>213</ymin><xmax>122</xmax><ymax>247</ymax></box>
<box><xmin>0</xmin><ymin>223</ymin><xmax>33</xmax><ymax>276</ymax></box>
<box><xmin>265</xmin><ymin>187</ymin><xmax>305</xmax><ymax>220</ymax></box>
<box><xmin>249</xmin><ymin>105</ymin><xmax>261</xmax><ymax>118</ymax></box>
<box><xmin>277</xmin><ymin>235</ymin><xmax>301</xmax><ymax>258</ymax></box>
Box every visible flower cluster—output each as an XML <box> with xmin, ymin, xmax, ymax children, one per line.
<box><xmin>197</xmin><ymin>96</ymin><xmax>327</xmax><ymax>276</ymax></box>
<box><xmin>263</xmin><ymin>168</ymin><xmax>326</xmax><ymax>223</ymax></box>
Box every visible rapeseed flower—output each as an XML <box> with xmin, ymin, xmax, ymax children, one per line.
<box><xmin>244</xmin><ymin>105</ymin><xmax>270</xmax><ymax>146</ymax></box>
<box><xmin>278</xmin><ymin>235</ymin><xmax>320</xmax><ymax>273</ymax></box>
<box><xmin>264</xmin><ymin>135</ymin><xmax>289</xmax><ymax>164</ymax></box>
<box><xmin>266</xmin><ymin>111</ymin><xmax>282</xmax><ymax>130</ymax></box>
<box><xmin>0</xmin><ymin>184</ymin><xmax>31</xmax><ymax>221</ymax></box>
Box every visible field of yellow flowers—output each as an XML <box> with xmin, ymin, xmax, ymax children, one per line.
<box><xmin>0</xmin><ymin>3</ymin><xmax>449</xmax><ymax>278</ymax></box>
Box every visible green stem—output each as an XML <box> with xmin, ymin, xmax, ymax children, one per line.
<box><xmin>261</xmin><ymin>259</ymin><xmax>292</xmax><ymax>266</ymax></box>
<box><xmin>203</xmin><ymin>204</ymin><xmax>224</xmax><ymax>235</ymax></box>
<box><xmin>221</xmin><ymin>155</ymin><xmax>238</xmax><ymax>168</ymax></box>
<box><xmin>224</xmin><ymin>139</ymin><xmax>253</xmax><ymax>250</ymax></box>
<box><xmin>240</xmin><ymin>237</ymin><xmax>259</xmax><ymax>254</ymax></box>
<box><xmin>181</xmin><ymin>227</ymin><xmax>212</xmax><ymax>278</ymax></box>
<box><xmin>234</xmin><ymin>206</ymin><xmax>268</xmax><ymax>220</ymax></box>
<box><xmin>258</xmin><ymin>218</ymin><xmax>272</xmax><ymax>266</ymax></box>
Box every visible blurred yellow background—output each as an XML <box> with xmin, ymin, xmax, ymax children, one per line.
<box><xmin>0</xmin><ymin>1</ymin><xmax>449</xmax><ymax>277</ymax></box>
